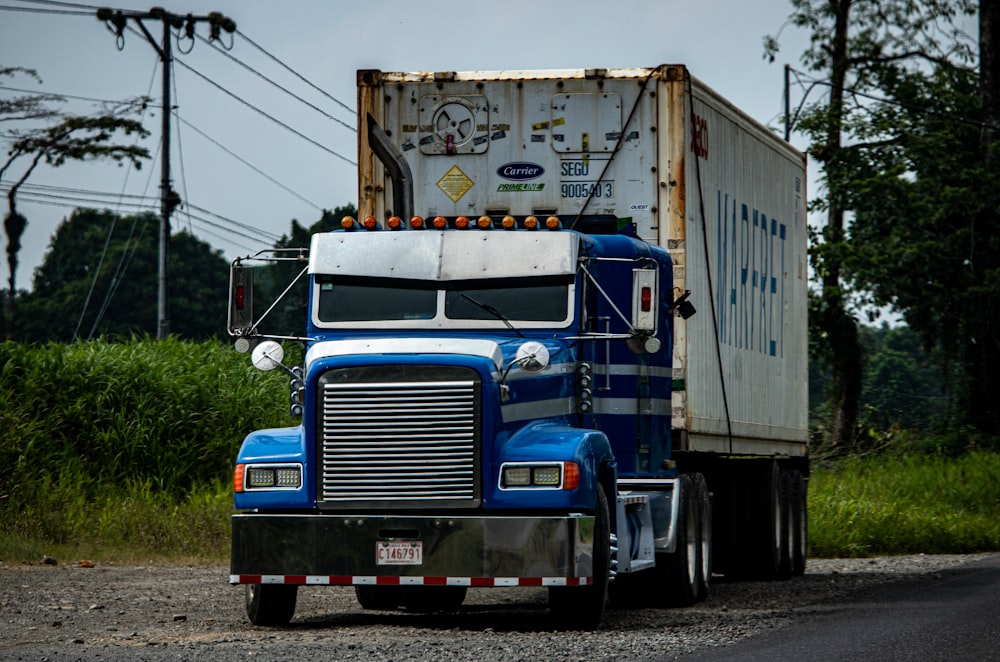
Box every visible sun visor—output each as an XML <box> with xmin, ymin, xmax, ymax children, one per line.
<box><xmin>309</xmin><ymin>231</ymin><xmax>578</xmax><ymax>280</ymax></box>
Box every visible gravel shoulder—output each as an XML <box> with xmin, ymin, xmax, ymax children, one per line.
<box><xmin>1</xmin><ymin>553</ymin><xmax>995</xmax><ymax>661</ymax></box>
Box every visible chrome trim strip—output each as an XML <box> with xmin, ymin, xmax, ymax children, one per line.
<box><xmin>306</xmin><ymin>338</ymin><xmax>503</xmax><ymax>370</ymax></box>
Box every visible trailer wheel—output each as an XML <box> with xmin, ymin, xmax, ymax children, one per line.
<box><xmin>658</xmin><ymin>473</ymin><xmax>699</xmax><ymax>607</ymax></box>
<box><xmin>693</xmin><ymin>473</ymin><xmax>712</xmax><ymax>601</ymax></box>
<box><xmin>777</xmin><ymin>470</ymin><xmax>795</xmax><ymax>580</ymax></box>
<box><xmin>245</xmin><ymin>583</ymin><xmax>297</xmax><ymax>626</ymax></box>
<box><xmin>549</xmin><ymin>485</ymin><xmax>610</xmax><ymax>629</ymax></box>
<box><xmin>789</xmin><ymin>470</ymin><xmax>808</xmax><ymax>576</ymax></box>
<box><xmin>762</xmin><ymin>460</ymin><xmax>787</xmax><ymax>580</ymax></box>
<box><xmin>724</xmin><ymin>460</ymin><xmax>783</xmax><ymax>580</ymax></box>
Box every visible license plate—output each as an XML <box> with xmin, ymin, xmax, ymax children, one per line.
<box><xmin>376</xmin><ymin>540</ymin><xmax>423</xmax><ymax>566</ymax></box>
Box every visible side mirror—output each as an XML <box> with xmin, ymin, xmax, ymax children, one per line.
<box><xmin>229</xmin><ymin>264</ymin><xmax>254</xmax><ymax>337</ymax></box>
<box><xmin>631</xmin><ymin>268</ymin><xmax>657</xmax><ymax>332</ymax></box>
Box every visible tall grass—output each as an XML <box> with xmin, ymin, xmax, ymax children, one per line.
<box><xmin>808</xmin><ymin>451</ymin><xmax>1000</xmax><ymax>557</ymax></box>
<box><xmin>2</xmin><ymin>338</ymin><xmax>999</xmax><ymax>563</ymax></box>
<box><xmin>0</xmin><ymin>338</ymin><xmax>292</xmax><ymax>560</ymax></box>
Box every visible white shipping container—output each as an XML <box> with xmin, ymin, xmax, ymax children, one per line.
<box><xmin>358</xmin><ymin>65</ymin><xmax>808</xmax><ymax>458</ymax></box>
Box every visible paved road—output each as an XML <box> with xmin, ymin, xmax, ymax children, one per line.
<box><xmin>677</xmin><ymin>553</ymin><xmax>1000</xmax><ymax>661</ymax></box>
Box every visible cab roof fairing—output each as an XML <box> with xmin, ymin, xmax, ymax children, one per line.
<box><xmin>308</xmin><ymin>230</ymin><xmax>579</xmax><ymax>281</ymax></box>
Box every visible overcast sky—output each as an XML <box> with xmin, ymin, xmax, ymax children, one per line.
<box><xmin>1</xmin><ymin>0</ymin><xmax>813</xmax><ymax>294</ymax></box>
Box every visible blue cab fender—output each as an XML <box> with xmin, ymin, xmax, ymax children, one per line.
<box><xmin>234</xmin><ymin>425</ymin><xmax>313</xmax><ymax>510</ymax></box>
<box><xmin>488</xmin><ymin>420</ymin><xmax>617</xmax><ymax>511</ymax></box>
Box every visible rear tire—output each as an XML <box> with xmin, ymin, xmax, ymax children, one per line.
<box><xmin>549</xmin><ymin>485</ymin><xmax>610</xmax><ymax>629</ymax></box>
<box><xmin>723</xmin><ymin>460</ymin><xmax>782</xmax><ymax>580</ymax></box>
<box><xmin>777</xmin><ymin>470</ymin><xmax>794</xmax><ymax>580</ymax></box>
<box><xmin>789</xmin><ymin>470</ymin><xmax>808</xmax><ymax>576</ymax></box>
<box><xmin>657</xmin><ymin>474</ymin><xmax>699</xmax><ymax>607</ymax></box>
<box><xmin>245</xmin><ymin>583</ymin><xmax>297</xmax><ymax>626</ymax></box>
<box><xmin>693</xmin><ymin>473</ymin><xmax>712</xmax><ymax>601</ymax></box>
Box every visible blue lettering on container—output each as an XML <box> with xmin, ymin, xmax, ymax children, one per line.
<box><xmin>716</xmin><ymin>191</ymin><xmax>786</xmax><ymax>357</ymax></box>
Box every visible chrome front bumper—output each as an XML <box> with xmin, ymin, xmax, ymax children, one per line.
<box><xmin>230</xmin><ymin>512</ymin><xmax>596</xmax><ymax>581</ymax></box>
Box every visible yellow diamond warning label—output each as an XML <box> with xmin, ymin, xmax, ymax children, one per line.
<box><xmin>437</xmin><ymin>165</ymin><xmax>474</xmax><ymax>203</ymax></box>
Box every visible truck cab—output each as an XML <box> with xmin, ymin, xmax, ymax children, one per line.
<box><xmin>228</xmin><ymin>217</ymin><xmax>696</xmax><ymax>628</ymax></box>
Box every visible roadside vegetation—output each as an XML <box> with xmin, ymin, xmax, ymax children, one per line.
<box><xmin>0</xmin><ymin>338</ymin><xmax>292</xmax><ymax>564</ymax></box>
<box><xmin>1</xmin><ymin>338</ymin><xmax>998</xmax><ymax>566</ymax></box>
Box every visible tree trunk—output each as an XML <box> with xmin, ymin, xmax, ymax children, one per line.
<box><xmin>982</xmin><ymin>0</ymin><xmax>999</xmax><ymax>157</ymax></box>
<box><xmin>820</xmin><ymin>0</ymin><xmax>863</xmax><ymax>455</ymax></box>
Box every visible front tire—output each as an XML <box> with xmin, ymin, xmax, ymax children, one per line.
<box><xmin>355</xmin><ymin>585</ymin><xmax>404</xmax><ymax>610</ymax></box>
<box><xmin>245</xmin><ymin>583</ymin><xmax>297</xmax><ymax>626</ymax></box>
<box><xmin>549</xmin><ymin>485</ymin><xmax>610</xmax><ymax>629</ymax></box>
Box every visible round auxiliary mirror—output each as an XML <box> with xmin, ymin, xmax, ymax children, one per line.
<box><xmin>515</xmin><ymin>341</ymin><xmax>550</xmax><ymax>372</ymax></box>
<box><xmin>250</xmin><ymin>340</ymin><xmax>284</xmax><ymax>372</ymax></box>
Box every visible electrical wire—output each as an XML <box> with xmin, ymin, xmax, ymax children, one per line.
<box><xmin>235</xmin><ymin>28</ymin><xmax>355</xmax><ymax>116</ymax></box>
<box><xmin>169</xmin><ymin>51</ymin><xmax>356</xmax><ymax>166</ymax></box>
<box><xmin>196</xmin><ymin>32</ymin><xmax>355</xmax><ymax>133</ymax></box>
<box><xmin>3</xmin><ymin>182</ymin><xmax>282</xmax><ymax>244</ymax></box>
<box><xmin>0</xmin><ymin>4</ymin><xmax>91</xmax><ymax>15</ymax></box>
<box><xmin>74</xmin><ymin>59</ymin><xmax>157</xmax><ymax>340</ymax></box>
<box><xmin>11</xmin><ymin>0</ymin><xmax>100</xmax><ymax>8</ymax></box>
<box><xmin>172</xmin><ymin>58</ymin><xmax>194</xmax><ymax>234</ymax></box>
<box><xmin>173</xmin><ymin>112</ymin><xmax>324</xmax><ymax>212</ymax></box>
<box><xmin>2</xmin><ymin>87</ymin><xmax>326</xmax><ymax>213</ymax></box>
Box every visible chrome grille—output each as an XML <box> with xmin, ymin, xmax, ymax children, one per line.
<box><xmin>318</xmin><ymin>367</ymin><xmax>480</xmax><ymax>508</ymax></box>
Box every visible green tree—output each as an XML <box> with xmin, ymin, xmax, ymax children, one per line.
<box><xmin>11</xmin><ymin>209</ymin><xmax>229</xmax><ymax>341</ymax></box>
<box><xmin>843</xmin><ymin>65</ymin><xmax>1000</xmax><ymax>434</ymax></box>
<box><xmin>766</xmin><ymin>0</ymin><xmax>977</xmax><ymax>453</ymax></box>
<box><xmin>0</xmin><ymin>66</ymin><xmax>149</xmax><ymax>335</ymax></box>
<box><xmin>860</xmin><ymin>324</ymin><xmax>947</xmax><ymax>432</ymax></box>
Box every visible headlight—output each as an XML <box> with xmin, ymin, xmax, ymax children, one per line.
<box><xmin>235</xmin><ymin>463</ymin><xmax>302</xmax><ymax>492</ymax></box>
<box><xmin>500</xmin><ymin>462</ymin><xmax>579</xmax><ymax>490</ymax></box>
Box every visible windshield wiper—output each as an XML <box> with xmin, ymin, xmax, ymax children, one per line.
<box><xmin>460</xmin><ymin>294</ymin><xmax>524</xmax><ymax>337</ymax></box>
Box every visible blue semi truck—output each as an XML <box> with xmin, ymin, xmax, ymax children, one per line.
<box><xmin>227</xmin><ymin>65</ymin><xmax>809</xmax><ymax>628</ymax></box>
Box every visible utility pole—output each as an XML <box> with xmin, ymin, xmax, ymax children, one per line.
<box><xmin>97</xmin><ymin>6</ymin><xmax>236</xmax><ymax>339</ymax></box>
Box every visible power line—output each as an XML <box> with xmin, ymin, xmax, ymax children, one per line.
<box><xmin>8</xmin><ymin>187</ymin><xmax>276</xmax><ymax>246</ymax></box>
<box><xmin>196</xmin><ymin>32</ymin><xmax>356</xmax><ymax>133</ymax></box>
<box><xmin>1</xmin><ymin>86</ymin><xmax>329</xmax><ymax>213</ymax></box>
<box><xmin>0</xmin><ymin>4</ymin><xmax>92</xmax><ymax>15</ymax></box>
<box><xmin>75</xmin><ymin>63</ymin><xmax>155</xmax><ymax>341</ymax></box>
<box><xmin>3</xmin><ymin>180</ymin><xmax>284</xmax><ymax>242</ymax></box>
<box><xmin>13</xmin><ymin>0</ymin><xmax>101</xmax><ymax>8</ymax></box>
<box><xmin>172</xmin><ymin>58</ymin><xmax>194</xmax><ymax>234</ymax></box>
<box><xmin>173</xmin><ymin>112</ymin><xmax>324</xmax><ymax>211</ymax></box>
<box><xmin>235</xmin><ymin>28</ymin><xmax>354</xmax><ymax>116</ymax></box>
<box><xmin>169</xmin><ymin>52</ymin><xmax>356</xmax><ymax>166</ymax></box>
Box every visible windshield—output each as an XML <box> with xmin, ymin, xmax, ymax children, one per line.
<box><xmin>315</xmin><ymin>275</ymin><xmax>573</xmax><ymax>328</ymax></box>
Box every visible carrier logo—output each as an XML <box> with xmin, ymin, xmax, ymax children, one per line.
<box><xmin>497</xmin><ymin>162</ymin><xmax>544</xmax><ymax>181</ymax></box>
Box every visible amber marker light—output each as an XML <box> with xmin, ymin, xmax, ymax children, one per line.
<box><xmin>501</xmin><ymin>215</ymin><xmax>517</xmax><ymax>230</ymax></box>
<box><xmin>524</xmin><ymin>215</ymin><xmax>539</xmax><ymax>230</ymax></box>
<box><xmin>545</xmin><ymin>216</ymin><xmax>562</xmax><ymax>230</ymax></box>
<box><xmin>387</xmin><ymin>215</ymin><xmax>403</xmax><ymax>230</ymax></box>
<box><xmin>340</xmin><ymin>216</ymin><xmax>357</xmax><ymax>230</ymax></box>
<box><xmin>362</xmin><ymin>215</ymin><xmax>379</xmax><ymax>230</ymax></box>
<box><xmin>562</xmin><ymin>461</ymin><xmax>580</xmax><ymax>490</ymax></box>
<box><xmin>410</xmin><ymin>216</ymin><xmax>425</xmax><ymax>229</ymax></box>
<box><xmin>477</xmin><ymin>215</ymin><xmax>493</xmax><ymax>229</ymax></box>
<box><xmin>432</xmin><ymin>216</ymin><xmax>448</xmax><ymax>229</ymax></box>
<box><xmin>455</xmin><ymin>215</ymin><xmax>470</xmax><ymax>229</ymax></box>
<box><xmin>234</xmin><ymin>464</ymin><xmax>245</xmax><ymax>493</ymax></box>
